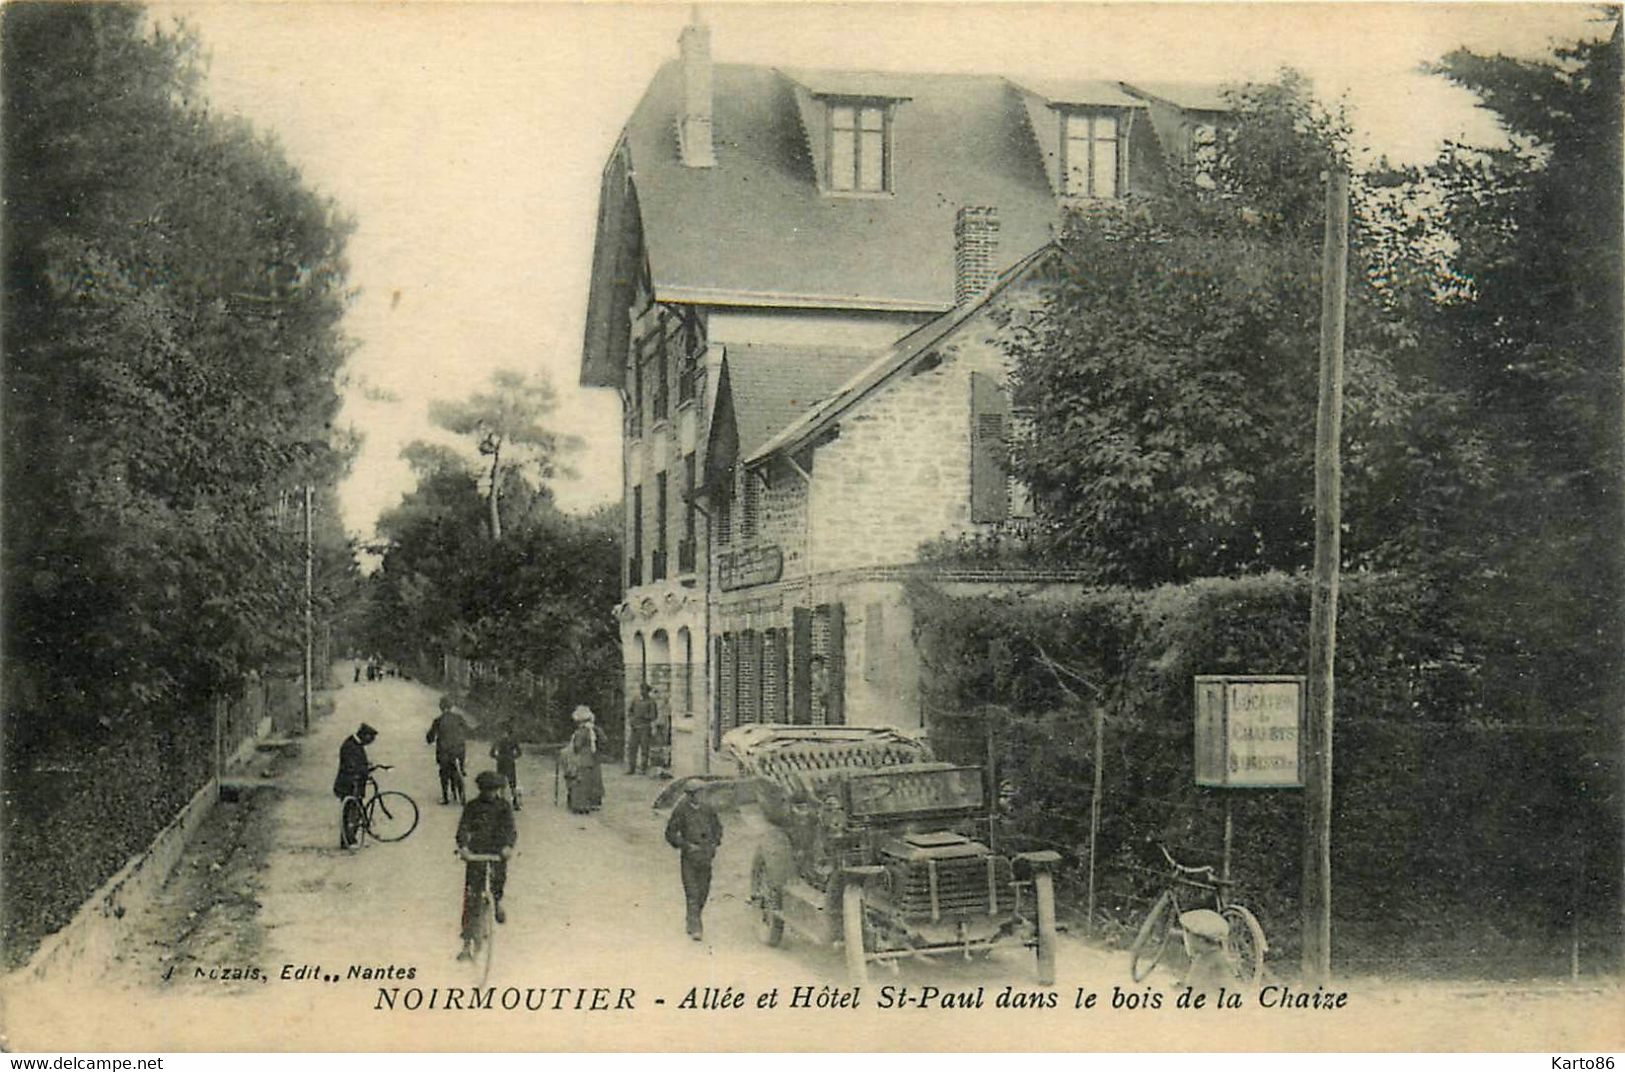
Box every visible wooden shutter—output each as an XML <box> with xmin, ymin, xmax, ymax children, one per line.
<box><xmin>791</xmin><ymin>606</ymin><xmax>813</xmax><ymax>725</ymax></box>
<box><xmin>773</xmin><ymin>627</ymin><xmax>790</xmax><ymax>721</ymax></box>
<box><xmin>826</xmin><ymin>602</ymin><xmax>846</xmax><ymax>726</ymax></box>
<box><xmin>970</xmin><ymin>371</ymin><xmax>1010</xmax><ymax>523</ymax></box>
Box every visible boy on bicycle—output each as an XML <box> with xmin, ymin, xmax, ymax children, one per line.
<box><xmin>456</xmin><ymin>770</ymin><xmax>516</xmax><ymax>961</ymax></box>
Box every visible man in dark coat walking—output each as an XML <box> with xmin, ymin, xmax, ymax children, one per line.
<box><xmin>664</xmin><ymin>782</ymin><xmax>723</xmax><ymax>940</ymax></box>
<box><xmin>426</xmin><ymin>696</ymin><xmax>469</xmax><ymax>804</ymax></box>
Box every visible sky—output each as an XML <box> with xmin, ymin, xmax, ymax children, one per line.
<box><xmin>147</xmin><ymin>1</ymin><xmax>1608</xmax><ymax>543</ymax></box>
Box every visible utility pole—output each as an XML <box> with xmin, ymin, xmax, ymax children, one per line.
<box><xmin>1303</xmin><ymin>168</ymin><xmax>1349</xmax><ymax>985</ymax></box>
<box><xmin>304</xmin><ymin>483</ymin><xmax>314</xmax><ymax>735</ymax></box>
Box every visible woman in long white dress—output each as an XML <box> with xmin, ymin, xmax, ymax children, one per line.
<box><xmin>563</xmin><ymin>705</ymin><xmax>604</xmax><ymax>814</ymax></box>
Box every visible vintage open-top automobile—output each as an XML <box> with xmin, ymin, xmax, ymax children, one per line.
<box><xmin>717</xmin><ymin>724</ymin><xmax>1060</xmax><ymax>984</ymax></box>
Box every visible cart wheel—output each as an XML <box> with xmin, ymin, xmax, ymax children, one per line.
<box><xmin>1034</xmin><ymin>870</ymin><xmax>1058</xmax><ymax>986</ymax></box>
<box><xmin>842</xmin><ymin>882</ymin><xmax>868</xmax><ymax>985</ymax></box>
<box><xmin>751</xmin><ymin>854</ymin><xmax>785</xmax><ymax>947</ymax></box>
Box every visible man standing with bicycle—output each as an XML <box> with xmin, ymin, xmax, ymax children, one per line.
<box><xmin>456</xmin><ymin>770</ymin><xmax>516</xmax><ymax>962</ymax></box>
<box><xmin>426</xmin><ymin>696</ymin><xmax>470</xmax><ymax>805</ymax></box>
<box><xmin>334</xmin><ymin>722</ymin><xmax>378</xmax><ymax>849</ymax></box>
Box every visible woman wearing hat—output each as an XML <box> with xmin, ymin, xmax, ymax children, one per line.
<box><xmin>563</xmin><ymin>706</ymin><xmax>605</xmax><ymax>814</ymax></box>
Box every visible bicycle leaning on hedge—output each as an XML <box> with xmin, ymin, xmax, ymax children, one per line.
<box><xmin>340</xmin><ymin>764</ymin><xmax>421</xmax><ymax>848</ymax></box>
<box><xmin>1129</xmin><ymin>843</ymin><xmax>1268</xmax><ymax>985</ymax></box>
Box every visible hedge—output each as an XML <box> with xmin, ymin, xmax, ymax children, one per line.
<box><xmin>908</xmin><ymin>571</ymin><xmax>1621</xmax><ymax>978</ymax></box>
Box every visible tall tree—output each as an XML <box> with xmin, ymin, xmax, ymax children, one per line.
<box><xmin>428</xmin><ymin>369</ymin><xmax>578</xmax><ymax>541</ymax></box>
<box><xmin>1002</xmin><ymin>73</ymin><xmax>1424</xmax><ymax>584</ymax></box>
<box><xmin>3</xmin><ymin>3</ymin><xmax>356</xmax><ymax>732</ymax></box>
<box><xmin>1415</xmin><ymin>16</ymin><xmax>1623</xmax><ymax>721</ymax></box>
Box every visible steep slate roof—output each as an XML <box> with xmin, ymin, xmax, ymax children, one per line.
<box><xmin>1012</xmin><ymin>77</ymin><xmax>1148</xmax><ymax>110</ymax></box>
<box><xmin>623</xmin><ymin>62</ymin><xmax>1060</xmax><ymax>312</ymax></box>
<box><xmin>744</xmin><ymin>243</ymin><xmax>1063</xmax><ymax>468</ymax></box>
<box><xmin>1122</xmin><ymin>81</ymin><xmax>1240</xmax><ymax>113</ymax></box>
<box><xmin>726</xmin><ymin>345</ymin><xmax>877</xmax><ymax>459</ymax></box>
<box><xmin>703</xmin><ymin>344</ymin><xmax>876</xmax><ymax>489</ymax></box>
<box><xmin>581</xmin><ymin>53</ymin><xmax>1230</xmax><ymax>387</ymax></box>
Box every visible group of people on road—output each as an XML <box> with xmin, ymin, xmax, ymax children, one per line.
<box><xmin>332</xmin><ymin>673</ymin><xmax>723</xmax><ymax>958</ymax></box>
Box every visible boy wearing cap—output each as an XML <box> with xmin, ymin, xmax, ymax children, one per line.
<box><xmin>456</xmin><ymin>770</ymin><xmax>517</xmax><ymax>960</ymax></box>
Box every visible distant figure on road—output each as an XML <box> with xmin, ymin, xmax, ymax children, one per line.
<box><xmin>456</xmin><ymin>770</ymin><xmax>517</xmax><ymax>960</ymax></box>
<box><xmin>664</xmin><ymin>781</ymin><xmax>723</xmax><ymax>941</ymax></box>
<box><xmin>563</xmin><ymin>706</ymin><xmax>604</xmax><ymax>814</ymax></box>
<box><xmin>333</xmin><ymin>722</ymin><xmax>378</xmax><ymax>848</ymax></box>
<box><xmin>490</xmin><ymin>722</ymin><xmax>522</xmax><ymax>811</ymax></box>
<box><xmin>626</xmin><ymin>683</ymin><xmax>658</xmax><ymax>775</ymax></box>
<box><xmin>426</xmin><ymin>696</ymin><xmax>470</xmax><ymax>805</ymax></box>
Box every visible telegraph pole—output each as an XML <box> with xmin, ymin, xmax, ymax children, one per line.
<box><xmin>1303</xmin><ymin>168</ymin><xmax>1349</xmax><ymax>984</ymax></box>
<box><xmin>304</xmin><ymin>483</ymin><xmax>314</xmax><ymax>734</ymax></box>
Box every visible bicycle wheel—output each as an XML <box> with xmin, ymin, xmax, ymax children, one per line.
<box><xmin>367</xmin><ymin>790</ymin><xmax>420</xmax><ymax>842</ymax></box>
<box><xmin>1220</xmin><ymin>904</ymin><xmax>1267</xmax><ymax>985</ymax></box>
<box><xmin>1129</xmin><ymin>890</ymin><xmax>1175</xmax><ymax>982</ymax></box>
<box><xmin>341</xmin><ymin>796</ymin><xmax>366</xmax><ymax>848</ymax></box>
<box><xmin>477</xmin><ymin>890</ymin><xmax>496</xmax><ymax>986</ymax></box>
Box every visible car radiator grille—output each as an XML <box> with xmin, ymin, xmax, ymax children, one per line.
<box><xmin>894</xmin><ymin>856</ymin><xmax>1015</xmax><ymax>919</ymax></box>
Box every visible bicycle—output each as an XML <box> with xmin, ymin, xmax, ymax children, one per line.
<box><xmin>1128</xmin><ymin>843</ymin><xmax>1268</xmax><ymax>985</ymax></box>
<box><xmin>340</xmin><ymin>764</ymin><xmax>421</xmax><ymax>848</ymax></box>
<box><xmin>459</xmin><ymin>849</ymin><xmax>504</xmax><ymax>985</ymax></box>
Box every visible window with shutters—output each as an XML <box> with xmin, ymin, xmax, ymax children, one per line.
<box><xmin>679</xmin><ymin>454</ymin><xmax>697</xmax><ymax>573</ymax></box>
<box><xmin>741</xmin><ymin>468</ymin><xmax>760</xmax><ymax>542</ymax></box>
<box><xmin>969</xmin><ymin>372</ymin><xmax>1011</xmax><ymax>523</ymax></box>
<box><xmin>738</xmin><ymin>629</ymin><xmax>761</xmax><ymax>725</ymax></box>
<box><xmin>629</xmin><ymin>483</ymin><xmax>644</xmax><ymax>586</ymax></box>
<box><xmin>652</xmin><ymin>470</ymin><xmax>668</xmax><ymax>580</ymax></box>
<box><xmin>715</xmin><ymin>468</ymin><xmax>733</xmax><ymax>546</ymax></box>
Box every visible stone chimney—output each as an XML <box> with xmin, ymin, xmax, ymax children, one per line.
<box><xmin>677</xmin><ymin>10</ymin><xmax>715</xmax><ymax>168</ymax></box>
<box><xmin>954</xmin><ymin>206</ymin><xmax>1000</xmax><ymax>306</ymax></box>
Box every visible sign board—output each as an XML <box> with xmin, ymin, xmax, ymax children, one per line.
<box><xmin>1194</xmin><ymin>674</ymin><xmax>1305</xmax><ymax>788</ymax></box>
<box><xmin>718</xmin><ymin>545</ymin><xmax>784</xmax><ymax>591</ymax></box>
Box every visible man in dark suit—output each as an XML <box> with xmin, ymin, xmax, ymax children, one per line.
<box><xmin>426</xmin><ymin>697</ymin><xmax>469</xmax><ymax>804</ymax></box>
<box><xmin>664</xmin><ymin>782</ymin><xmax>723</xmax><ymax>940</ymax></box>
<box><xmin>334</xmin><ymin>722</ymin><xmax>377</xmax><ymax>848</ymax></box>
<box><xmin>626</xmin><ymin>683</ymin><xmax>658</xmax><ymax>775</ymax></box>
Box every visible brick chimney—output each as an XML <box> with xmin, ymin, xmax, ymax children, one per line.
<box><xmin>954</xmin><ymin>206</ymin><xmax>1000</xmax><ymax>306</ymax></box>
<box><xmin>677</xmin><ymin>10</ymin><xmax>715</xmax><ymax>168</ymax></box>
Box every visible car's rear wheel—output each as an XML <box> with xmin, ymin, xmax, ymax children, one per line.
<box><xmin>842</xmin><ymin>882</ymin><xmax>868</xmax><ymax>984</ymax></box>
<box><xmin>751</xmin><ymin>854</ymin><xmax>784</xmax><ymax>947</ymax></box>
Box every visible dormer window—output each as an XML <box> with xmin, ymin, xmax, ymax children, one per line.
<box><xmin>1062</xmin><ymin>111</ymin><xmax>1123</xmax><ymax>199</ymax></box>
<box><xmin>828</xmin><ymin>100</ymin><xmax>891</xmax><ymax>193</ymax></box>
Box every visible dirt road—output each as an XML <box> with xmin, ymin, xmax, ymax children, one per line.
<box><xmin>4</xmin><ymin>669</ymin><xmax>1620</xmax><ymax>1051</ymax></box>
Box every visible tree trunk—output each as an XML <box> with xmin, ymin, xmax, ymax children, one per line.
<box><xmin>488</xmin><ymin>447</ymin><xmax>502</xmax><ymax>542</ymax></box>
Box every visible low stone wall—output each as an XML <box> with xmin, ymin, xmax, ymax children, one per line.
<box><xmin>14</xmin><ymin>774</ymin><xmax>219</xmax><ymax>984</ymax></box>
<box><xmin>13</xmin><ymin>707</ymin><xmax>279</xmax><ymax>986</ymax></box>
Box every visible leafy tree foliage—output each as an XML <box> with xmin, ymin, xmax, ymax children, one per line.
<box><xmin>1004</xmin><ymin>73</ymin><xmax>1423</xmax><ymax>584</ymax></box>
<box><xmin>2</xmin><ymin>3</ymin><xmax>356</xmax><ymax>737</ymax></box>
<box><xmin>362</xmin><ymin>433</ymin><xmax>619</xmax><ymax>701</ymax></box>
<box><xmin>428</xmin><ymin>369</ymin><xmax>580</xmax><ymax>541</ymax></box>
<box><xmin>1</xmin><ymin>2</ymin><xmax>357</xmax><ymax>964</ymax></box>
<box><xmin>1412</xmin><ymin>18</ymin><xmax>1623</xmax><ymax>722</ymax></box>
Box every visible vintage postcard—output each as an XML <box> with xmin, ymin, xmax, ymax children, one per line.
<box><xmin>2</xmin><ymin>0</ymin><xmax>1620</xmax><ymax>1054</ymax></box>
